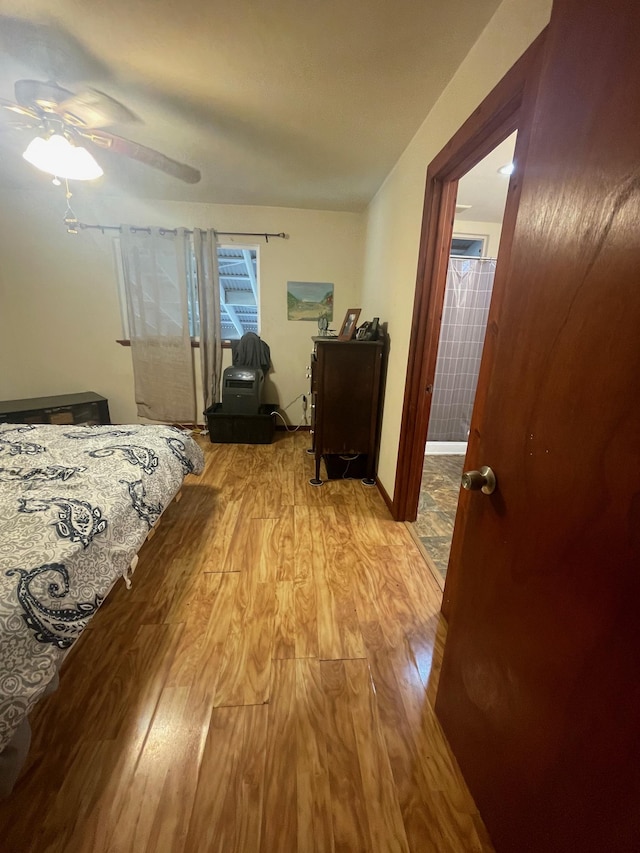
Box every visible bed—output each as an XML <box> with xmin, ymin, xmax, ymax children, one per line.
<box><xmin>0</xmin><ymin>422</ymin><xmax>204</xmax><ymax>796</ymax></box>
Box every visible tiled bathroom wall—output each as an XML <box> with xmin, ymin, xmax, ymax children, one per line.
<box><xmin>427</xmin><ymin>257</ymin><xmax>496</xmax><ymax>442</ymax></box>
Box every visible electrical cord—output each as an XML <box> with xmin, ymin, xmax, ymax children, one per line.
<box><xmin>271</xmin><ymin>410</ymin><xmax>304</xmax><ymax>432</ymax></box>
<box><xmin>271</xmin><ymin>390</ymin><xmax>309</xmax><ymax>430</ymax></box>
<box><xmin>340</xmin><ymin>453</ymin><xmax>360</xmax><ymax>479</ymax></box>
<box><xmin>281</xmin><ymin>393</ymin><xmax>305</xmax><ymax>411</ymax></box>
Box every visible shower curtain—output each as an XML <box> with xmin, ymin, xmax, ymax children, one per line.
<box><xmin>427</xmin><ymin>257</ymin><xmax>496</xmax><ymax>442</ymax></box>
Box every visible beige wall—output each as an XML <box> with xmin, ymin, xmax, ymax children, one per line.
<box><xmin>360</xmin><ymin>0</ymin><xmax>552</xmax><ymax>500</ymax></box>
<box><xmin>0</xmin><ymin>190</ymin><xmax>364</xmax><ymax>424</ymax></box>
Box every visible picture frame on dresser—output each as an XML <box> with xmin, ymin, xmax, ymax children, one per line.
<box><xmin>338</xmin><ymin>308</ymin><xmax>361</xmax><ymax>341</ymax></box>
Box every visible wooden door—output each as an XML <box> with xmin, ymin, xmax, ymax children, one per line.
<box><xmin>435</xmin><ymin>1</ymin><xmax>640</xmax><ymax>851</ymax></box>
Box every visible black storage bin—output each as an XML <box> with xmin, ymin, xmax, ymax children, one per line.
<box><xmin>206</xmin><ymin>403</ymin><xmax>276</xmax><ymax>444</ymax></box>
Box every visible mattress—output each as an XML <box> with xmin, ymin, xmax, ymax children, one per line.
<box><xmin>0</xmin><ymin>422</ymin><xmax>204</xmax><ymax>758</ymax></box>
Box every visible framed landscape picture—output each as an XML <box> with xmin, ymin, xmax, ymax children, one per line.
<box><xmin>287</xmin><ymin>281</ymin><xmax>334</xmax><ymax>321</ymax></box>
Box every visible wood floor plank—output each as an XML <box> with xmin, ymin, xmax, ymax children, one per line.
<box><xmin>164</xmin><ymin>571</ymin><xmax>223</xmax><ymax>688</ymax></box>
<box><xmin>257</xmin><ymin>508</ymin><xmax>295</xmax><ymax>582</ymax></box>
<box><xmin>320</xmin><ymin>660</ymin><xmax>373</xmax><ymax>852</ymax></box>
<box><xmin>316</xmin><ymin>545</ymin><xmax>366</xmax><ymax>661</ymax></box>
<box><xmin>107</xmin><ymin>686</ymin><xmax>193</xmax><ymax>853</ymax></box>
<box><xmin>292</xmin><ymin>439</ymin><xmax>316</xmax><ymax>506</ymax></box>
<box><xmin>351</xmin><ymin>480</ymin><xmax>395</xmax><ymax>521</ymax></box>
<box><xmin>349</xmin><ymin>488</ymin><xmax>409</xmax><ymax>545</ymax></box>
<box><xmin>273</xmin><ymin>505</ymin><xmax>296</xmax><ymax>581</ymax></box>
<box><xmin>236</xmin><ymin>442</ymin><xmax>294</xmax><ymax>519</ymax></box>
<box><xmin>39</xmin><ymin>739</ymin><xmax>125</xmax><ymax>853</ymax></box>
<box><xmin>189</xmin><ymin>570</ymin><xmax>241</xmax><ymax>706</ymax></box>
<box><xmin>140</xmin><ymin>556</ymin><xmax>203</xmax><ymax>626</ymax></box>
<box><xmin>292</xmin><ymin>506</ymin><xmax>321</xmax><ymax>658</ymax></box>
<box><xmin>199</xmin><ymin>499</ymin><xmax>243</xmax><ymax>571</ymax></box>
<box><xmin>267</xmin><ymin>434</ymin><xmax>296</xmax><ymax>510</ymax></box>
<box><xmin>260</xmin><ymin>659</ymin><xmax>298</xmax><ymax>852</ymax></box>
<box><xmin>34</xmin><ymin>628</ymin><xmax>185</xmax><ymax>853</ymax></box>
<box><xmin>295</xmin><ymin>658</ymin><xmax>335</xmax><ymax>853</ymax></box>
<box><xmin>300</xmin><ymin>508</ymin><xmax>365</xmax><ymax>661</ymax></box>
<box><xmin>185</xmin><ymin>704</ymin><xmax>269</xmax><ymax>853</ymax></box>
<box><xmin>405</xmin><ymin>613</ymin><xmax>447</xmax><ymax>709</ymax></box>
<box><xmin>274</xmin><ymin>580</ymin><xmax>296</xmax><ymax>659</ymax></box>
<box><xmin>358</xmin><ymin>620</ymin><xmax>453</xmax><ymax>852</ymax></box>
<box><xmin>360</xmin><ymin>620</ymin><xmax>488</xmax><ymax>851</ymax></box>
<box><xmin>213</xmin><ymin>574</ymin><xmax>277</xmax><ymax>707</ymax></box>
<box><xmin>220</xmin><ymin>515</ymin><xmax>261</xmax><ymax>573</ymax></box>
<box><xmin>143</xmin><ymin>686</ymin><xmax>213</xmax><ymax>853</ymax></box>
<box><xmin>396</xmin><ymin>538</ymin><xmax>447</xmax><ymax>606</ymax></box>
<box><xmin>350</xmin><ymin>544</ymin><xmax>427</xmax><ymax>647</ymax></box>
<box><xmin>98</xmin><ymin>622</ymin><xmax>184</xmax><ymax>741</ymax></box>
<box><xmin>294</xmin><ymin>576</ymin><xmax>319</xmax><ymax>659</ymax></box>
<box><xmin>294</xmin><ymin>504</ymin><xmax>314</xmax><ymax>580</ymax></box>
<box><xmin>343</xmin><ymin>659</ymin><xmax>410</xmax><ymax>853</ymax></box>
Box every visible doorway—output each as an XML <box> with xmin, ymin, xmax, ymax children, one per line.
<box><xmin>392</xmin><ymin>31</ymin><xmax>546</xmax><ymax>619</ymax></box>
<box><xmin>414</xmin><ymin>133</ymin><xmax>517</xmax><ymax>586</ymax></box>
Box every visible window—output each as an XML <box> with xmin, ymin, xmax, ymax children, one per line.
<box><xmin>450</xmin><ymin>235</ymin><xmax>487</xmax><ymax>257</ymax></box>
<box><xmin>217</xmin><ymin>247</ymin><xmax>259</xmax><ymax>341</ymax></box>
<box><xmin>114</xmin><ymin>238</ymin><xmax>260</xmax><ymax>344</ymax></box>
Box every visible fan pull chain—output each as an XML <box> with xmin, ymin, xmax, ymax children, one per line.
<box><xmin>63</xmin><ymin>179</ymin><xmax>79</xmax><ymax>235</ymax></box>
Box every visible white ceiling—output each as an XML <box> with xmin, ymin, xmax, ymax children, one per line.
<box><xmin>456</xmin><ymin>132</ymin><xmax>517</xmax><ymax>223</ymax></box>
<box><xmin>0</xmin><ymin>0</ymin><xmax>502</xmax><ymax>211</ymax></box>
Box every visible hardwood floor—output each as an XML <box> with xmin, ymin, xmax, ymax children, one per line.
<box><xmin>0</xmin><ymin>433</ymin><xmax>493</xmax><ymax>853</ymax></box>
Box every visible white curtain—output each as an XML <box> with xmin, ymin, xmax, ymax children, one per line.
<box><xmin>193</xmin><ymin>229</ymin><xmax>222</xmax><ymax>412</ymax></box>
<box><xmin>120</xmin><ymin>226</ymin><xmax>196</xmax><ymax>423</ymax></box>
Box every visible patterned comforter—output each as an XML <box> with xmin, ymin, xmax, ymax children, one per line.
<box><xmin>0</xmin><ymin>423</ymin><xmax>204</xmax><ymax>755</ymax></box>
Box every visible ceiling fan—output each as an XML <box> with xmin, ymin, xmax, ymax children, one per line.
<box><xmin>0</xmin><ymin>79</ymin><xmax>201</xmax><ymax>184</ymax></box>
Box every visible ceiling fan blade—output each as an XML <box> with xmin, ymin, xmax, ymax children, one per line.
<box><xmin>14</xmin><ymin>80</ymin><xmax>137</xmax><ymax>128</ymax></box>
<box><xmin>56</xmin><ymin>88</ymin><xmax>139</xmax><ymax>128</ymax></box>
<box><xmin>0</xmin><ymin>118</ymin><xmax>39</xmax><ymax>132</ymax></box>
<box><xmin>15</xmin><ymin>79</ymin><xmax>73</xmax><ymax>111</ymax></box>
<box><xmin>77</xmin><ymin>130</ymin><xmax>201</xmax><ymax>184</ymax></box>
<box><xmin>0</xmin><ymin>98</ymin><xmax>39</xmax><ymax>120</ymax></box>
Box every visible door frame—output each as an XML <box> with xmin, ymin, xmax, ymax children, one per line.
<box><xmin>392</xmin><ymin>31</ymin><xmax>547</xmax><ymax>541</ymax></box>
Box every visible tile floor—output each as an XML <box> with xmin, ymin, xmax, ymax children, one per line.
<box><xmin>413</xmin><ymin>454</ymin><xmax>465</xmax><ymax>582</ymax></box>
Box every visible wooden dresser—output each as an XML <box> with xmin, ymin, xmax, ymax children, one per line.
<box><xmin>309</xmin><ymin>337</ymin><xmax>385</xmax><ymax>485</ymax></box>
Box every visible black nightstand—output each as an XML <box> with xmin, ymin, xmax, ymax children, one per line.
<box><xmin>0</xmin><ymin>392</ymin><xmax>111</xmax><ymax>426</ymax></box>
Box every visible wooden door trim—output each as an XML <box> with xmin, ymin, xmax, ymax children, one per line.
<box><xmin>392</xmin><ymin>30</ymin><xmax>546</xmax><ymax>523</ymax></box>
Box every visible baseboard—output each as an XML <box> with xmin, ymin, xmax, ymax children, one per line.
<box><xmin>275</xmin><ymin>424</ymin><xmax>311</xmax><ymax>431</ymax></box>
<box><xmin>425</xmin><ymin>441</ymin><xmax>466</xmax><ymax>455</ymax></box>
<box><xmin>376</xmin><ymin>476</ymin><xmax>396</xmax><ymax>517</ymax></box>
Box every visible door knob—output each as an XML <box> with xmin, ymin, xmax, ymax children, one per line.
<box><xmin>461</xmin><ymin>466</ymin><xmax>497</xmax><ymax>495</ymax></box>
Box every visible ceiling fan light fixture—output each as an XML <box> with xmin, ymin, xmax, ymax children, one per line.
<box><xmin>22</xmin><ymin>134</ymin><xmax>103</xmax><ymax>181</ymax></box>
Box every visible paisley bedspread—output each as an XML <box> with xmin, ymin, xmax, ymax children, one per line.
<box><xmin>0</xmin><ymin>423</ymin><xmax>204</xmax><ymax>755</ymax></box>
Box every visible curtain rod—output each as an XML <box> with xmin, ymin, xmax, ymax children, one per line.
<box><xmin>451</xmin><ymin>255</ymin><xmax>496</xmax><ymax>261</ymax></box>
<box><xmin>71</xmin><ymin>222</ymin><xmax>289</xmax><ymax>242</ymax></box>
